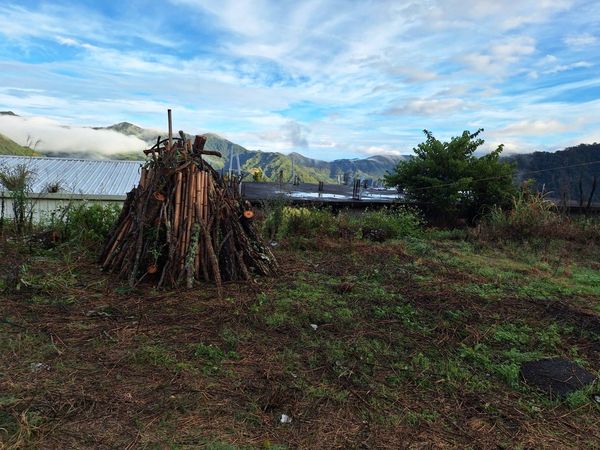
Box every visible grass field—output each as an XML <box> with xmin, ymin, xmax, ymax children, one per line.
<box><xmin>1</xmin><ymin>225</ymin><xmax>600</xmax><ymax>448</ymax></box>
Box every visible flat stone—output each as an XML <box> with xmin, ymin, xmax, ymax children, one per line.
<box><xmin>520</xmin><ymin>358</ymin><xmax>596</xmax><ymax>397</ymax></box>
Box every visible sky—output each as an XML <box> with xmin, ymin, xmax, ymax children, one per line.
<box><xmin>0</xmin><ymin>0</ymin><xmax>599</xmax><ymax>160</ymax></box>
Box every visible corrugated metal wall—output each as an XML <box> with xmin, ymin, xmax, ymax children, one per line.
<box><xmin>0</xmin><ymin>193</ymin><xmax>125</xmax><ymax>222</ymax></box>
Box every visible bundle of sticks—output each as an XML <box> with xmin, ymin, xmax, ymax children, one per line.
<box><xmin>99</xmin><ymin>115</ymin><xmax>277</xmax><ymax>295</ymax></box>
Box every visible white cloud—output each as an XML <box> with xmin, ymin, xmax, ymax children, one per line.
<box><xmin>428</xmin><ymin>0</ymin><xmax>573</xmax><ymax>31</ymax></box>
<box><xmin>256</xmin><ymin>120</ymin><xmax>310</xmax><ymax>150</ymax></box>
<box><xmin>564</xmin><ymin>33</ymin><xmax>597</xmax><ymax>48</ymax></box>
<box><xmin>360</xmin><ymin>146</ymin><xmax>403</xmax><ymax>157</ymax></box>
<box><xmin>495</xmin><ymin>119</ymin><xmax>573</xmax><ymax>136</ymax></box>
<box><xmin>463</xmin><ymin>36</ymin><xmax>536</xmax><ymax>74</ymax></box>
<box><xmin>0</xmin><ymin>3</ymin><xmax>176</xmax><ymax>48</ymax></box>
<box><xmin>544</xmin><ymin>61</ymin><xmax>593</xmax><ymax>74</ymax></box>
<box><xmin>0</xmin><ymin>115</ymin><xmax>147</xmax><ymax>156</ymax></box>
<box><xmin>0</xmin><ymin>0</ymin><xmax>597</xmax><ymax>160</ymax></box>
<box><xmin>384</xmin><ymin>98</ymin><xmax>469</xmax><ymax>116</ymax></box>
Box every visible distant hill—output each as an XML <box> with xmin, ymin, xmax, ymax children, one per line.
<box><xmin>7</xmin><ymin>115</ymin><xmax>599</xmax><ymax>194</ymax></box>
<box><xmin>508</xmin><ymin>143</ymin><xmax>600</xmax><ymax>203</ymax></box>
<box><xmin>93</xmin><ymin>122</ymin><xmax>162</xmax><ymax>143</ymax></box>
<box><xmin>0</xmin><ymin>133</ymin><xmax>40</xmax><ymax>156</ymax></box>
<box><xmin>101</xmin><ymin>122</ymin><xmax>406</xmax><ymax>183</ymax></box>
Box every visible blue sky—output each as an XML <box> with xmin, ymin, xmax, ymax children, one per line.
<box><xmin>0</xmin><ymin>0</ymin><xmax>599</xmax><ymax>160</ymax></box>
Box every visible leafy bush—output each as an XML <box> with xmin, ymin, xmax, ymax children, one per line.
<box><xmin>281</xmin><ymin>206</ymin><xmax>338</xmax><ymax>238</ymax></box>
<box><xmin>350</xmin><ymin>207</ymin><xmax>423</xmax><ymax>241</ymax></box>
<box><xmin>385</xmin><ymin>129</ymin><xmax>516</xmax><ymax>223</ymax></box>
<box><xmin>61</xmin><ymin>202</ymin><xmax>120</xmax><ymax>244</ymax></box>
<box><xmin>273</xmin><ymin>206</ymin><xmax>423</xmax><ymax>241</ymax></box>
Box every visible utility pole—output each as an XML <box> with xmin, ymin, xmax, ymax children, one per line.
<box><xmin>227</xmin><ymin>142</ymin><xmax>234</xmax><ymax>179</ymax></box>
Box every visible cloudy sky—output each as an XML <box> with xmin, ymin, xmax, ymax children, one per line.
<box><xmin>0</xmin><ymin>0</ymin><xmax>599</xmax><ymax>159</ymax></box>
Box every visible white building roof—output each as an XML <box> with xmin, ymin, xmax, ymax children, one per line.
<box><xmin>0</xmin><ymin>155</ymin><xmax>143</xmax><ymax>196</ymax></box>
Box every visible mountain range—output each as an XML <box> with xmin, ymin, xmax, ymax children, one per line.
<box><xmin>95</xmin><ymin>122</ymin><xmax>407</xmax><ymax>183</ymax></box>
<box><xmin>0</xmin><ymin>112</ymin><xmax>598</xmax><ymax>201</ymax></box>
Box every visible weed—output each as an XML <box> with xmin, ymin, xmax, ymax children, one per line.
<box><xmin>281</xmin><ymin>206</ymin><xmax>338</xmax><ymax>238</ymax></box>
<box><xmin>404</xmin><ymin>238</ymin><xmax>433</xmax><ymax>256</ymax></box>
<box><xmin>565</xmin><ymin>389</ymin><xmax>591</xmax><ymax>409</ymax></box>
<box><xmin>192</xmin><ymin>343</ymin><xmax>238</xmax><ymax>375</ymax></box>
<box><xmin>220</xmin><ymin>327</ymin><xmax>241</xmax><ymax>352</ymax></box>
<box><xmin>60</xmin><ymin>202</ymin><xmax>120</xmax><ymax>244</ymax></box>
<box><xmin>495</xmin><ymin>363</ymin><xmax>521</xmax><ymax>388</ymax></box>
<box><xmin>350</xmin><ymin>207</ymin><xmax>423</xmax><ymax>241</ymax></box>
<box><xmin>0</xmin><ymin>410</ymin><xmax>43</xmax><ymax>448</ymax></box>
<box><xmin>306</xmin><ymin>384</ymin><xmax>349</xmax><ymax>403</ymax></box>
<box><xmin>536</xmin><ymin>324</ymin><xmax>562</xmax><ymax>349</ymax></box>
<box><xmin>493</xmin><ymin>323</ymin><xmax>532</xmax><ymax>346</ymax></box>
<box><xmin>0</xmin><ymin>163</ymin><xmax>36</xmax><ymax>235</ymax></box>
<box><xmin>481</xmin><ymin>188</ymin><xmax>600</xmax><ymax>243</ymax></box>
<box><xmin>261</xmin><ymin>196</ymin><xmax>288</xmax><ymax>240</ymax></box>
<box><xmin>405</xmin><ymin>409</ymin><xmax>439</xmax><ymax>426</ymax></box>
<box><xmin>134</xmin><ymin>344</ymin><xmax>177</xmax><ymax>368</ymax></box>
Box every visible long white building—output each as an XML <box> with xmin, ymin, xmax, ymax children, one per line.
<box><xmin>0</xmin><ymin>155</ymin><xmax>143</xmax><ymax>220</ymax></box>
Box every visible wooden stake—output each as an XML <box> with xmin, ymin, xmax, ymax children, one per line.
<box><xmin>173</xmin><ymin>172</ymin><xmax>183</xmax><ymax>238</ymax></box>
<box><xmin>140</xmin><ymin>168</ymin><xmax>148</xmax><ymax>188</ymax></box>
<box><xmin>168</xmin><ymin>109</ymin><xmax>173</xmax><ymax>151</ymax></box>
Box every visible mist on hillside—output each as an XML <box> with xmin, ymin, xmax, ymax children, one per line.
<box><xmin>0</xmin><ymin>115</ymin><xmax>147</xmax><ymax>156</ymax></box>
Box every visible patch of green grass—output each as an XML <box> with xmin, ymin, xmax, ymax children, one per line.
<box><xmin>134</xmin><ymin>344</ymin><xmax>178</xmax><ymax>367</ymax></box>
<box><xmin>458</xmin><ymin>343</ymin><xmax>545</xmax><ymax>390</ymax></box>
<box><xmin>463</xmin><ymin>283</ymin><xmax>505</xmax><ymax>300</ymax></box>
<box><xmin>0</xmin><ymin>331</ymin><xmax>57</xmax><ymax>363</ymax></box>
<box><xmin>305</xmin><ymin>384</ymin><xmax>349</xmax><ymax>403</ymax></box>
<box><xmin>404</xmin><ymin>238</ymin><xmax>433</xmax><ymax>256</ymax></box>
<box><xmin>405</xmin><ymin>409</ymin><xmax>439</xmax><ymax>426</ymax></box>
<box><xmin>536</xmin><ymin>323</ymin><xmax>562</xmax><ymax>350</ymax></box>
<box><xmin>192</xmin><ymin>343</ymin><xmax>238</xmax><ymax>375</ymax></box>
<box><xmin>220</xmin><ymin>327</ymin><xmax>241</xmax><ymax>352</ymax></box>
<box><xmin>566</xmin><ymin>267</ymin><xmax>600</xmax><ymax>297</ymax></box>
<box><xmin>493</xmin><ymin>323</ymin><xmax>533</xmax><ymax>346</ymax></box>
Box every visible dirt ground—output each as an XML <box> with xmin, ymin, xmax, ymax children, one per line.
<box><xmin>1</xmin><ymin>236</ymin><xmax>599</xmax><ymax>449</ymax></box>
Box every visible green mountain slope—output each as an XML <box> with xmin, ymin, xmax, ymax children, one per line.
<box><xmin>101</xmin><ymin>123</ymin><xmax>405</xmax><ymax>183</ymax></box>
<box><xmin>508</xmin><ymin>143</ymin><xmax>600</xmax><ymax>202</ymax></box>
<box><xmin>0</xmin><ymin>133</ymin><xmax>40</xmax><ymax>156</ymax></box>
<box><xmin>94</xmin><ymin>122</ymin><xmax>162</xmax><ymax>143</ymax></box>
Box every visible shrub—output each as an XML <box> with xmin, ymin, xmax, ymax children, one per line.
<box><xmin>61</xmin><ymin>202</ymin><xmax>120</xmax><ymax>244</ymax></box>
<box><xmin>385</xmin><ymin>129</ymin><xmax>515</xmax><ymax>223</ymax></box>
<box><xmin>350</xmin><ymin>207</ymin><xmax>423</xmax><ymax>241</ymax></box>
<box><xmin>273</xmin><ymin>206</ymin><xmax>423</xmax><ymax>242</ymax></box>
<box><xmin>281</xmin><ymin>206</ymin><xmax>338</xmax><ymax>238</ymax></box>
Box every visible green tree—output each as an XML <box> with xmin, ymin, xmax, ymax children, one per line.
<box><xmin>384</xmin><ymin>129</ymin><xmax>515</xmax><ymax>222</ymax></box>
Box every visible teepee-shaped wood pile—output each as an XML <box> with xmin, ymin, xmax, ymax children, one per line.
<box><xmin>99</xmin><ymin>111</ymin><xmax>277</xmax><ymax>295</ymax></box>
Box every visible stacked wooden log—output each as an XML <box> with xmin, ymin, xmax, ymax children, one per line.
<box><xmin>99</xmin><ymin>121</ymin><xmax>277</xmax><ymax>295</ymax></box>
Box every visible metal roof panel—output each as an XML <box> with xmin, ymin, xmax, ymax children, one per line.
<box><xmin>0</xmin><ymin>155</ymin><xmax>143</xmax><ymax>196</ymax></box>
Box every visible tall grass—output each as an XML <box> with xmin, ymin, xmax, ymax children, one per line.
<box><xmin>481</xmin><ymin>190</ymin><xmax>599</xmax><ymax>242</ymax></box>
<box><xmin>263</xmin><ymin>205</ymin><xmax>423</xmax><ymax>241</ymax></box>
<box><xmin>0</xmin><ymin>164</ymin><xmax>36</xmax><ymax>235</ymax></box>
